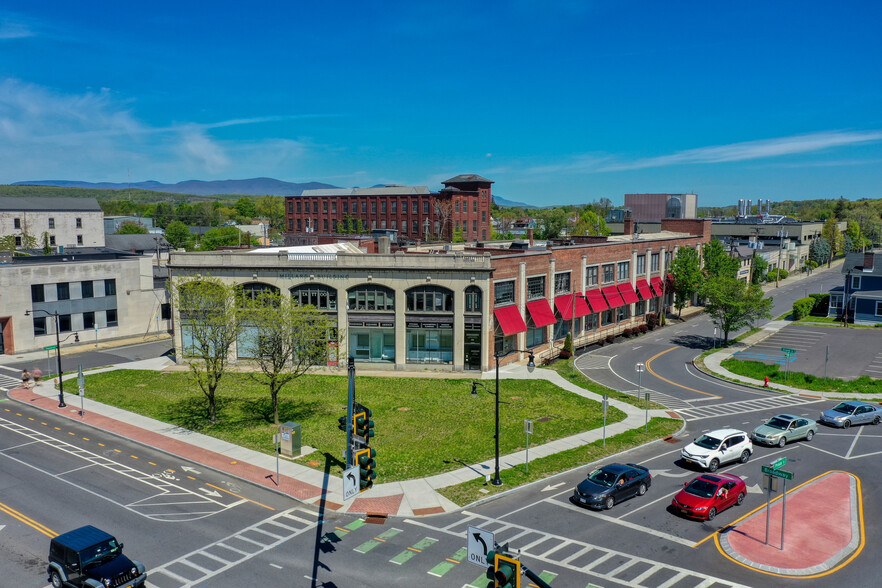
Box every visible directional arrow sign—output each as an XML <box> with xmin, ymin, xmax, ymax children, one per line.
<box><xmin>541</xmin><ymin>482</ymin><xmax>566</xmax><ymax>492</ymax></box>
<box><xmin>343</xmin><ymin>465</ymin><xmax>359</xmax><ymax>501</ymax></box>
<box><xmin>467</xmin><ymin>526</ymin><xmax>494</xmax><ymax>567</ymax></box>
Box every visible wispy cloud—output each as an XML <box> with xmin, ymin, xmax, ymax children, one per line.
<box><xmin>0</xmin><ymin>17</ymin><xmax>34</xmax><ymax>40</ymax></box>
<box><xmin>0</xmin><ymin>79</ymin><xmax>320</xmax><ymax>182</ymax></box>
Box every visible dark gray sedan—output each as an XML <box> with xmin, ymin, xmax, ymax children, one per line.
<box><xmin>819</xmin><ymin>401</ymin><xmax>882</xmax><ymax>428</ymax></box>
<box><xmin>572</xmin><ymin>463</ymin><xmax>652</xmax><ymax>510</ymax></box>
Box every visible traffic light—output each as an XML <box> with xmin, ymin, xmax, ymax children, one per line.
<box><xmin>355</xmin><ymin>408</ymin><xmax>374</xmax><ymax>440</ymax></box>
<box><xmin>489</xmin><ymin>551</ymin><xmax>520</xmax><ymax>588</ymax></box>
<box><xmin>337</xmin><ymin>415</ymin><xmax>348</xmax><ymax>433</ymax></box>
<box><xmin>355</xmin><ymin>447</ymin><xmax>376</xmax><ymax>491</ymax></box>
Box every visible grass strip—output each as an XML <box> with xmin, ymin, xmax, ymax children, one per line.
<box><xmin>541</xmin><ymin>357</ymin><xmax>665</xmax><ymax>410</ymax></box>
<box><xmin>720</xmin><ymin>358</ymin><xmax>882</xmax><ymax>395</ymax></box>
<box><xmin>437</xmin><ymin>417</ymin><xmax>680</xmax><ymax>506</ymax></box>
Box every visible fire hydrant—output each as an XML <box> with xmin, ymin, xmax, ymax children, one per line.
<box><xmin>764</xmin><ymin>376</ymin><xmax>770</xmax><ymax>388</ymax></box>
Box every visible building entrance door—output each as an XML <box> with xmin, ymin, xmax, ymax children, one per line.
<box><xmin>464</xmin><ymin>330</ymin><xmax>481</xmax><ymax>370</ymax></box>
<box><xmin>0</xmin><ymin>318</ymin><xmax>6</xmax><ymax>354</ymax></box>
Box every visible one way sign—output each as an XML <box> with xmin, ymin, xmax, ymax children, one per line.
<box><xmin>467</xmin><ymin>526</ymin><xmax>494</xmax><ymax>567</ymax></box>
<box><xmin>343</xmin><ymin>466</ymin><xmax>359</xmax><ymax>501</ymax></box>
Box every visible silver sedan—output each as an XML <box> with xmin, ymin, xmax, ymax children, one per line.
<box><xmin>819</xmin><ymin>401</ymin><xmax>882</xmax><ymax>428</ymax></box>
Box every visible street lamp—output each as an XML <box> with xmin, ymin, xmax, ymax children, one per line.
<box><xmin>472</xmin><ymin>348</ymin><xmax>535</xmax><ymax>486</ymax></box>
<box><xmin>25</xmin><ymin>310</ymin><xmax>78</xmax><ymax>408</ymax></box>
<box><xmin>635</xmin><ymin>363</ymin><xmax>647</xmax><ymax>432</ymax></box>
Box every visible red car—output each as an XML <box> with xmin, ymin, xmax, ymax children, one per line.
<box><xmin>671</xmin><ymin>473</ymin><xmax>746</xmax><ymax>521</ymax></box>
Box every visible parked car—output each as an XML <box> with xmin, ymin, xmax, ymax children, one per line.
<box><xmin>819</xmin><ymin>401</ymin><xmax>882</xmax><ymax>428</ymax></box>
<box><xmin>48</xmin><ymin>525</ymin><xmax>146</xmax><ymax>588</ymax></box>
<box><xmin>572</xmin><ymin>463</ymin><xmax>652</xmax><ymax>510</ymax></box>
<box><xmin>751</xmin><ymin>414</ymin><xmax>818</xmax><ymax>446</ymax></box>
<box><xmin>671</xmin><ymin>473</ymin><xmax>747</xmax><ymax>521</ymax></box>
<box><xmin>680</xmin><ymin>429</ymin><xmax>752</xmax><ymax>472</ymax></box>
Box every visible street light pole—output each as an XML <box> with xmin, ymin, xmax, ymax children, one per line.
<box><xmin>473</xmin><ymin>348</ymin><xmax>535</xmax><ymax>486</ymax></box>
<box><xmin>25</xmin><ymin>309</ymin><xmax>68</xmax><ymax>408</ymax></box>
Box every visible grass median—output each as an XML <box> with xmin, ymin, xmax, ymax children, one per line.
<box><xmin>720</xmin><ymin>358</ymin><xmax>882</xmax><ymax>395</ymax></box>
<box><xmin>438</xmin><ymin>417</ymin><xmax>681</xmax><ymax>506</ymax></box>
<box><xmin>81</xmin><ymin>370</ymin><xmax>627</xmax><ymax>482</ymax></box>
<box><xmin>543</xmin><ymin>357</ymin><xmax>666</xmax><ymax>410</ymax></box>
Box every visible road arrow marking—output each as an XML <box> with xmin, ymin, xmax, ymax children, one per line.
<box><xmin>651</xmin><ymin>469</ymin><xmax>692</xmax><ymax>478</ymax></box>
<box><xmin>542</xmin><ymin>482</ymin><xmax>566</xmax><ymax>492</ymax></box>
<box><xmin>181</xmin><ymin>466</ymin><xmax>201</xmax><ymax>474</ymax></box>
<box><xmin>747</xmin><ymin>483</ymin><xmax>764</xmax><ymax>494</ymax></box>
<box><xmin>199</xmin><ymin>487</ymin><xmax>222</xmax><ymax>498</ymax></box>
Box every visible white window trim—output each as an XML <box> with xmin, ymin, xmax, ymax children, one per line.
<box><xmin>876</xmin><ymin>300</ymin><xmax>882</xmax><ymax>317</ymax></box>
<box><xmin>554</xmin><ymin>271</ymin><xmax>572</xmax><ymax>295</ymax></box>
<box><xmin>851</xmin><ymin>276</ymin><xmax>861</xmax><ymax>290</ymax></box>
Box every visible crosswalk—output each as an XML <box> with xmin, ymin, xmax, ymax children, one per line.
<box><xmin>671</xmin><ymin>394</ymin><xmax>823</xmax><ymax>421</ymax></box>
<box><xmin>407</xmin><ymin>511</ymin><xmax>750</xmax><ymax>588</ymax></box>
<box><xmin>0</xmin><ymin>372</ymin><xmax>22</xmax><ymax>391</ymax></box>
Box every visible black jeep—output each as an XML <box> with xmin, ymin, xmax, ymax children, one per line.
<box><xmin>48</xmin><ymin>525</ymin><xmax>147</xmax><ymax>588</ymax></box>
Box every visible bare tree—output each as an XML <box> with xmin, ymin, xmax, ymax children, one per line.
<box><xmin>432</xmin><ymin>197</ymin><xmax>454</xmax><ymax>241</ymax></box>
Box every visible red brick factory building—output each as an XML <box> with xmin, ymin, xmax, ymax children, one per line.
<box><xmin>284</xmin><ymin>174</ymin><xmax>494</xmax><ymax>242</ymax></box>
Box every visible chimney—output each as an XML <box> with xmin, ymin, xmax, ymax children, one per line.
<box><xmin>864</xmin><ymin>253</ymin><xmax>874</xmax><ymax>271</ymax></box>
<box><xmin>623</xmin><ymin>213</ymin><xmax>634</xmax><ymax>238</ymax></box>
<box><xmin>527</xmin><ymin>227</ymin><xmax>534</xmax><ymax>246</ymax></box>
<box><xmin>378</xmin><ymin>236</ymin><xmax>391</xmax><ymax>255</ymax></box>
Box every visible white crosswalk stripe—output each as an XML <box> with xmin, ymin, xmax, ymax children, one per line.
<box><xmin>0</xmin><ymin>373</ymin><xmax>22</xmax><ymax>391</ymax></box>
<box><xmin>672</xmin><ymin>394</ymin><xmax>823</xmax><ymax>421</ymax></box>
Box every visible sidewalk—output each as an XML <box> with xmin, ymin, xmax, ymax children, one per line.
<box><xmin>7</xmin><ymin>359</ymin><xmax>671</xmax><ymax>517</ymax></box>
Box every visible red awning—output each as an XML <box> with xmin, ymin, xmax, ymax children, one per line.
<box><xmin>585</xmin><ymin>289</ymin><xmax>608</xmax><ymax>313</ymax></box>
<box><xmin>526</xmin><ymin>299</ymin><xmax>556</xmax><ymax>328</ymax></box>
<box><xmin>650</xmin><ymin>276</ymin><xmax>665</xmax><ymax>297</ymax></box>
<box><xmin>636</xmin><ymin>279</ymin><xmax>653</xmax><ymax>300</ymax></box>
<box><xmin>602</xmin><ymin>285</ymin><xmax>625</xmax><ymax>308</ymax></box>
<box><xmin>617</xmin><ymin>283</ymin><xmax>640</xmax><ymax>304</ymax></box>
<box><xmin>494</xmin><ymin>305</ymin><xmax>527</xmax><ymax>336</ymax></box>
<box><xmin>554</xmin><ymin>294</ymin><xmax>593</xmax><ymax>319</ymax></box>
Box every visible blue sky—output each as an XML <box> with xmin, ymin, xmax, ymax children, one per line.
<box><xmin>1</xmin><ymin>1</ymin><xmax>881</xmax><ymax>207</ymax></box>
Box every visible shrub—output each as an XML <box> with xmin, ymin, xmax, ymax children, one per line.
<box><xmin>809</xmin><ymin>293</ymin><xmax>829</xmax><ymax>315</ymax></box>
<box><xmin>559</xmin><ymin>349</ymin><xmax>571</xmax><ymax>359</ymax></box>
<box><xmin>605</xmin><ymin>334</ymin><xmax>615</xmax><ymax>344</ymax></box>
<box><xmin>646</xmin><ymin>313</ymin><xmax>658</xmax><ymax>330</ymax></box>
<box><xmin>768</xmin><ymin>268</ymin><xmax>790</xmax><ymax>281</ymax></box>
<box><xmin>623</xmin><ymin>328</ymin><xmax>632</xmax><ymax>338</ymax></box>
<box><xmin>563</xmin><ymin>333</ymin><xmax>573</xmax><ymax>354</ymax></box>
<box><xmin>792</xmin><ymin>297</ymin><xmax>815</xmax><ymax>320</ymax></box>
<box><xmin>639</xmin><ymin>324</ymin><xmax>649</xmax><ymax>334</ymax></box>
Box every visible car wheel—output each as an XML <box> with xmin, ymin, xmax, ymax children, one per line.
<box><xmin>740</xmin><ymin>450</ymin><xmax>750</xmax><ymax>463</ymax></box>
<box><xmin>605</xmin><ymin>496</ymin><xmax>615</xmax><ymax>510</ymax></box>
<box><xmin>637</xmin><ymin>482</ymin><xmax>647</xmax><ymax>496</ymax></box>
<box><xmin>805</xmin><ymin>430</ymin><xmax>814</xmax><ymax>441</ymax></box>
<box><xmin>843</xmin><ymin>420</ymin><xmax>851</xmax><ymax>429</ymax></box>
<box><xmin>50</xmin><ymin>571</ymin><xmax>63</xmax><ymax>588</ymax></box>
<box><xmin>736</xmin><ymin>491</ymin><xmax>745</xmax><ymax>505</ymax></box>
<box><xmin>708</xmin><ymin>459</ymin><xmax>719</xmax><ymax>472</ymax></box>
<box><xmin>874</xmin><ymin>416</ymin><xmax>881</xmax><ymax>425</ymax></box>
<box><xmin>778</xmin><ymin>437</ymin><xmax>786</xmax><ymax>448</ymax></box>
<box><xmin>707</xmin><ymin>507</ymin><xmax>717</xmax><ymax>521</ymax></box>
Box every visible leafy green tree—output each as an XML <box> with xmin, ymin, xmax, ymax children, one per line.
<box><xmin>239</xmin><ymin>291</ymin><xmax>340</xmax><ymax>425</ymax></box>
<box><xmin>235</xmin><ymin>197</ymin><xmax>257</xmax><ymax>219</ymax></box>
<box><xmin>172</xmin><ymin>277</ymin><xmax>243</xmax><ymax>423</ymax></box>
<box><xmin>669</xmin><ymin>246</ymin><xmax>702</xmax><ymax>317</ymax></box>
<box><xmin>164</xmin><ymin>221</ymin><xmax>192</xmax><ymax>249</ymax></box>
<box><xmin>573</xmin><ymin>208</ymin><xmax>610</xmax><ymax>236</ymax></box>
<box><xmin>151</xmin><ymin>202</ymin><xmax>175</xmax><ymax>228</ymax></box>
<box><xmin>43</xmin><ymin>232</ymin><xmax>52</xmax><ymax>254</ymax></box>
<box><xmin>702</xmin><ymin>238</ymin><xmax>739</xmax><ymax>278</ymax></box>
<box><xmin>116</xmin><ymin>221</ymin><xmax>149</xmax><ymax>234</ymax></box>
<box><xmin>200</xmin><ymin>226</ymin><xmax>256</xmax><ymax>251</ymax></box>
<box><xmin>809</xmin><ymin>237</ymin><xmax>830</xmax><ymax>265</ymax></box>
<box><xmin>535</xmin><ymin>208</ymin><xmax>569</xmax><ymax>239</ymax></box>
<box><xmin>833</xmin><ymin>196</ymin><xmax>846</xmax><ymax>220</ymax></box>
<box><xmin>702</xmin><ymin>276</ymin><xmax>773</xmax><ymax>343</ymax></box>
<box><xmin>255</xmin><ymin>195</ymin><xmax>285</xmax><ymax>229</ymax></box>
<box><xmin>0</xmin><ymin>232</ymin><xmax>37</xmax><ymax>251</ymax></box>
<box><xmin>844</xmin><ymin>220</ymin><xmax>864</xmax><ymax>253</ymax></box>
<box><xmin>452</xmin><ymin>227</ymin><xmax>465</xmax><ymax>243</ymax></box>
<box><xmin>821</xmin><ymin>218</ymin><xmax>844</xmax><ymax>257</ymax></box>
<box><xmin>751</xmin><ymin>254</ymin><xmax>769</xmax><ymax>284</ymax></box>
<box><xmin>175</xmin><ymin>202</ymin><xmax>196</xmax><ymax>224</ymax></box>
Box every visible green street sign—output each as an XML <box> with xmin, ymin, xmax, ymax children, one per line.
<box><xmin>43</xmin><ymin>345</ymin><xmax>58</xmax><ymax>351</ymax></box>
<box><xmin>771</xmin><ymin>457</ymin><xmax>787</xmax><ymax>470</ymax></box>
<box><xmin>762</xmin><ymin>465</ymin><xmax>794</xmax><ymax>480</ymax></box>
<box><xmin>781</xmin><ymin>348</ymin><xmax>796</xmax><ymax>354</ymax></box>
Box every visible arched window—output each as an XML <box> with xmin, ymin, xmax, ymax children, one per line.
<box><xmin>406</xmin><ymin>286</ymin><xmax>453</xmax><ymax>312</ymax></box>
<box><xmin>348</xmin><ymin>285</ymin><xmax>395</xmax><ymax>312</ymax></box>
<box><xmin>464</xmin><ymin>286</ymin><xmax>482</xmax><ymax>313</ymax></box>
<box><xmin>236</xmin><ymin>282</ymin><xmax>280</xmax><ymax>306</ymax></box>
<box><xmin>291</xmin><ymin>284</ymin><xmax>337</xmax><ymax>310</ymax></box>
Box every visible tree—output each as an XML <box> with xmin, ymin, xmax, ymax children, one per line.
<box><xmin>255</xmin><ymin>195</ymin><xmax>285</xmax><ymax>230</ymax></box>
<box><xmin>42</xmin><ymin>232</ymin><xmax>51</xmax><ymax>254</ymax></box>
<box><xmin>452</xmin><ymin>227</ymin><xmax>465</xmax><ymax>243</ymax></box>
<box><xmin>821</xmin><ymin>218</ymin><xmax>844</xmax><ymax>258</ymax></box>
<box><xmin>573</xmin><ymin>208</ymin><xmax>610</xmax><ymax>236</ymax></box>
<box><xmin>702</xmin><ymin>238</ymin><xmax>739</xmax><ymax>278</ymax></box>
<box><xmin>0</xmin><ymin>232</ymin><xmax>37</xmax><ymax>251</ymax></box>
<box><xmin>844</xmin><ymin>220</ymin><xmax>864</xmax><ymax>253</ymax></box>
<box><xmin>152</xmin><ymin>202</ymin><xmax>175</xmax><ymax>228</ymax></box>
<box><xmin>669</xmin><ymin>246</ymin><xmax>702</xmax><ymax>317</ymax></box>
<box><xmin>535</xmin><ymin>208</ymin><xmax>568</xmax><ymax>239</ymax></box>
<box><xmin>165</xmin><ymin>221</ymin><xmax>192</xmax><ymax>249</ymax></box>
<box><xmin>702</xmin><ymin>276</ymin><xmax>773</xmax><ymax>344</ymax></box>
<box><xmin>117</xmin><ymin>221</ymin><xmax>149</xmax><ymax>234</ymax></box>
<box><xmin>432</xmin><ymin>197</ymin><xmax>454</xmax><ymax>241</ymax></box>
<box><xmin>240</xmin><ymin>291</ymin><xmax>339</xmax><ymax>425</ymax></box>
<box><xmin>173</xmin><ymin>277</ymin><xmax>242</xmax><ymax>423</ymax></box>
<box><xmin>809</xmin><ymin>237</ymin><xmax>830</xmax><ymax>265</ymax></box>
<box><xmin>751</xmin><ymin>254</ymin><xmax>768</xmax><ymax>285</ymax></box>
<box><xmin>200</xmin><ymin>226</ymin><xmax>256</xmax><ymax>251</ymax></box>
<box><xmin>235</xmin><ymin>197</ymin><xmax>257</xmax><ymax>219</ymax></box>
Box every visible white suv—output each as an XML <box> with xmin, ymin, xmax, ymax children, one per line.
<box><xmin>680</xmin><ymin>429</ymin><xmax>752</xmax><ymax>472</ymax></box>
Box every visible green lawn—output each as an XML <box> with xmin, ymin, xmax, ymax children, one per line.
<box><xmin>438</xmin><ymin>417</ymin><xmax>681</xmax><ymax>506</ymax></box>
<box><xmin>542</xmin><ymin>357</ymin><xmax>666</xmax><ymax>410</ymax></box>
<box><xmin>720</xmin><ymin>358</ymin><xmax>882</xmax><ymax>394</ymax></box>
<box><xmin>81</xmin><ymin>370</ymin><xmax>627</xmax><ymax>482</ymax></box>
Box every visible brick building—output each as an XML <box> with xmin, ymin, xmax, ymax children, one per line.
<box><xmin>284</xmin><ymin>174</ymin><xmax>493</xmax><ymax>243</ymax></box>
<box><xmin>624</xmin><ymin>193</ymin><xmax>697</xmax><ymax>223</ymax></box>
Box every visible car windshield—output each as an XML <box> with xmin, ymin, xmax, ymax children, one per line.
<box><xmin>832</xmin><ymin>403</ymin><xmax>857</xmax><ymax>415</ymax></box>
<box><xmin>684</xmin><ymin>479</ymin><xmax>717</xmax><ymax>499</ymax></box>
<box><xmin>693</xmin><ymin>435</ymin><xmax>721</xmax><ymax>450</ymax></box>
<box><xmin>81</xmin><ymin>539</ymin><xmax>120</xmax><ymax>569</ymax></box>
<box><xmin>586</xmin><ymin>468</ymin><xmax>617</xmax><ymax>488</ymax></box>
<box><xmin>766</xmin><ymin>417</ymin><xmax>791</xmax><ymax>430</ymax></box>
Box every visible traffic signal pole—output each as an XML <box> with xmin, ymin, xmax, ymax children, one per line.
<box><xmin>346</xmin><ymin>356</ymin><xmax>355</xmax><ymax>468</ymax></box>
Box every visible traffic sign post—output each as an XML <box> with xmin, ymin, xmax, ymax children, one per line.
<box><xmin>343</xmin><ymin>465</ymin><xmax>359</xmax><ymax>501</ymax></box>
<box><xmin>762</xmin><ymin>464</ymin><xmax>794</xmax><ymax>547</ymax></box>
<box><xmin>602</xmin><ymin>395</ymin><xmax>608</xmax><ymax>449</ymax></box>
<box><xmin>524</xmin><ymin>419</ymin><xmax>533</xmax><ymax>475</ymax></box>
<box><xmin>780</xmin><ymin>348</ymin><xmax>796</xmax><ymax>382</ymax></box>
<box><xmin>467</xmin><ymin>526</ymin><xmax>494</xmax><ymax>567</ymax></box>
<box><xmin>77</xmin><ymin>365</ymin><xmax>85</xmax><ymax>418</ymax></box>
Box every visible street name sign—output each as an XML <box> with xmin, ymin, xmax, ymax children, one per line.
<box><xmin>342</xmin><ymin>466</ymin><xmax>359</xmax><ymax>501</ymax></box>
<box><xmin>761</xmin><ymin>465</ymin><xmax>793</xmax><ymax>480</ymax></box>
<box><xmin>467</xmin><ymin>526</ymin><xmax>494</xmax><ymax>567</ymax></box>
<box><xmin>770</xmin><ymin>457</ymin><xmax>786</xmax><ymax>470</ymax></box>
<box><xmin>44</xmin><ymin>345</ymin><xmax>58</xmax><ymax>351</ymax></box>
<box><xmin>781</xmin><ymin>348</ymin><xmax>796</xmax><ymax>354</ymax></box>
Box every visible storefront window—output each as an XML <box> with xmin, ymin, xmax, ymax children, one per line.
<box><xmin>526</xmin><ymin>316</ymin><xmax>546</xmax><ymax>348</ymax></box>
<box><xmin>350</xmin><ymin>328</ymin><xmax>395</xmax><ymax>362</ymax></box>
<box><xmin>585</xmin><ymin>313</ymin><xmax>597</xmax><ymax>332</ymax></box>
<box><xmin>602</xmin><ymin>309</ymin><xmax>614</xmax><ymax>326</ymax></box>
<box><xmin>236</xmin><ymin>282</ymin><xmax>280</xmax><ymax>305</ymax></box>
<box><xmin>406</xmin><ymin>286</ymin><xmax>453</xmax><ymax>312</ymax></box>
<box><xmin>635</xmin><ymin>300</ymin><xmax>646</xmax><ymax>315</ymax></box>
<box><xmin>465</xmin><ymin>286</ymin><xmax>482</xmax><ymax>313</ymax></box>
<box><xmin>617</xmin><ymin>305</ymin><xmax>630</xmax><ymax>321</ymax></box>
<box><xmin>493</xmin><ymin>322</ymin><xmax>514</xmax><ymax>356</ymax></box>
<box><xmin>292</xmin><ymin>284</ymin><xmax>337</xmax><ymax>310</ymax></box>
<box><xmin>406</xmin><ymin>327</ymin><xmax>453</xmax><ymax>363</ymax></box>
<box><xmin>348</xmin><ymin>285</ymin><xmax>395</xmax><ymax>311</ymax></box>
<box><xmin>553</xmin><ymin>314</ymin><xmax>570</xmax><ymax>341</ymax></box>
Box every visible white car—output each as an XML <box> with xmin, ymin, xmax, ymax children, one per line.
<box><xmin>680</xmin><ymin>429</ymin><xmax>752</xmax><ymax>472</ymax></box>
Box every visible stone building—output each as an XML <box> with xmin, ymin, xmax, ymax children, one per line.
<box><xmin>0</xmin><ymin>196</ymin><xmax>105</xmax><ymax>249</ymax></box>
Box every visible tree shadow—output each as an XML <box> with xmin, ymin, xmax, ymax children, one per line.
<box><xmin>669</xmin><ymin>334</ymin><xmax>715</xmax><ymax>350</ymax></box>
<box><xmin>240</xmin><ymin>397</ymin><xmax>329</xmax><ymax>424</ymax></box>
<box><xmin>166</xmin><ymin>395</ymin><xmax>233</xmax><ymax>431</ymax></box>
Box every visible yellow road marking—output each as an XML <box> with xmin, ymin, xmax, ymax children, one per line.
<box><xmin>131</xmin><ymin>455</ymin><xmax>138</xmax><ymax>459</ymax></box>
<box><xmin>68</xmin><ymin>432</ymin><xmax>75</xmax><ymax>435</ymax></box>
<box><xmin>0</xmin><ymin>500</ymin><xmax>57</xmax><ymax>538</ymax></box>
<box><xmin>148</xmin><ymin>462</ymin><xmax>157</xmax><ymax>466</ymax></box>
<box><xmin>408</xmin><ymin>547</ymin><xmax>421</xmax><ymax>552</ymax></box>
<box><xmin>54</xmin><ymin>427</ymin><xmax>60</xmax><ymax>430</ymax></box>
<box><xmin>28</xmin><ymin>417</ymin><xmax>34</xmax><ymax>421</ymax></box>
<box><xmin>334</xmin><ymin>526</ymin><xmax>349</xmax><ymax>534</ymax></box>
<box><xmin>97</xmin><ymin>442</ymin><xmax>105</xmax><ymax>446</ymax></box>
<box><xmin>82</xmin><ymin>437</ymin><xmax>89</xmax><ymax>441</ymax></box>
<box><xmin>41</xmin><ymin>422</ymin><xmax>47</xmax><ymax>426</ymax></box>
<box><xmin>709</xmin><ymin>471</ymin><xmax>864</xmax><ymax>579</ymax></box>
<box><xmin>375</xmin><ymin>537</ymin><xmax>386</xmax><ymax>542</ymax></box>
<box><xmin>446</xmin><ymin>558</ymin><xmax>460</xmax><ymax>564</ymax></box>
<box><xmin>646</xmin><ymin>347</ymin><xmax>722</xmax><ymax>398</ymax></box>
<box><xmin>205</xmin><ymin>483</ymin><xmax>275</xmax><ymax>511</ymax></box>
<box><xmin>187</xmin><ymin>476</ymin><xmax>195</xmax><ymax>480</ymax></box>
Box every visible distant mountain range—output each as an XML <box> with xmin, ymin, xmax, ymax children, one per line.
<box><xmin>12</xmin><ymin>178</ymin><xmax>337</xmax><ymax>196</ymax></box>
<box><xmin>12</xmin><ymin>178</ymin><xmax>537</xmax><ymax>207</ymax></box>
